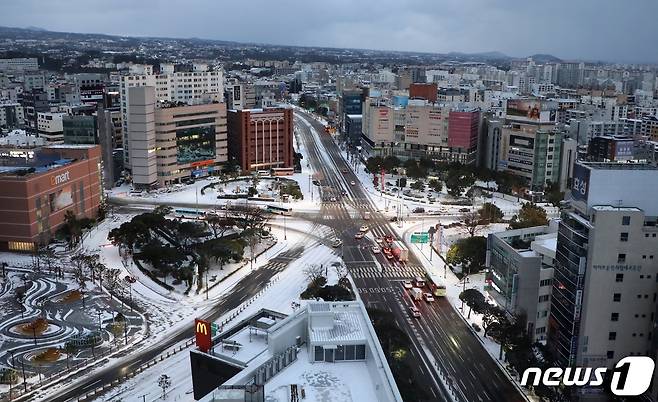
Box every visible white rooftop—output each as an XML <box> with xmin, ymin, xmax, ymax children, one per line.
<box><xmin>309</xmin><ymin>311</ymin><xmax>365</xmax><ymax>344</ymax></box>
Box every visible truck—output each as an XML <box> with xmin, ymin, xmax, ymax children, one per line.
<box><xmin>363</xmin><ymin>211</ymin><xmax>371</xmax><ymax>220</ymax></box>
<box><xmin>391</xmin><ymin>241</ymin><xmax>409</xmax><ymax>262</ymax></box>
<box><xmin>410</xmin><ymin>287</ymin><xmax>423</xmax><ymax>301</ymax></box>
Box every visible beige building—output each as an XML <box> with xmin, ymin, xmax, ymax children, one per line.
<box><xmin>550</xmin><ymin>162</ymin><xmax>658</xmax><ymax>370</ymax></box>
<box><xmin>127</xmin><ymin>86</ymin><xmax>228</xmax><ymax>188</ymax></box>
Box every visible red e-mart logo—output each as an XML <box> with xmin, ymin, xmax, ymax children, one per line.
<box><xmin>50</xmin><ymin>170</ymin><xmax>70</xmax><ymax>186</ymax></box>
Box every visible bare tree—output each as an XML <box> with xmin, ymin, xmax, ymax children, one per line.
<box><xmin>103</xmin><ymin>267</ymin><xmax>121</xmax><ymax>299</ymax></box>
<box><xmin>71</xmin><ymin>253</ymin><xmax>87</xmax><ymax>289</ymax></box>
<box><xmin>463</xmin><ymin>209</ymin><xmax>482</xmax><ymax>237</ymax></box>
<box><xmin>206</xmin><ymin>215</ymin><xmax>235</xmax><ymax>239</ymax></box>
<box><xmin>333</xmin><ymin>263</ymin><xmax>348</xmax><ymax>280</ymax></box>
<box><xmin>303</xmin><ymin>264</ymin><xmax>325</xmax><ymax>284</ymax></box>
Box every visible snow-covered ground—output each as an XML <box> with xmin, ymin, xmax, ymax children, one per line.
<box><xmin>90</xmin><ymin>240</ymin><xmax>346</xmax><ymax>402</ymax></box>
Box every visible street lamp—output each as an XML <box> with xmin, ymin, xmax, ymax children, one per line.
<box><xmin>283</xmin><ymin>214</ymin><xmax>287</xmax><ymax>240</ymax></box>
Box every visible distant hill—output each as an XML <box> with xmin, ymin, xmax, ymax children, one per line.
<box><xmin>528</xmin><ymin>53</ymin><xmax>563</xmax><ymax>63</ymax></box>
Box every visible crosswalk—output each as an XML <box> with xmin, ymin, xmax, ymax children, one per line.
<box><xmin>347</xmin><ymin>264</ymin><xmax>427</xmax><ymax>279</ymax></box>
<box><xmin>322</xmin><ymin>202</ymin><xmax>373</xmax><ymax>209</ymax></box>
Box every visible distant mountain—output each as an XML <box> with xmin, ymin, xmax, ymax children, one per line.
<box><xmin>528</xmin><ymin>53</ymin><xmax>562</xmax><ymax>63</ymax></box>
<box><xmin>446</xmin><ymin>51</ymin><xmax>510</xmax><ymax>61</ymax></box>
<box><xmin>25</xmin><ymin>26</ymin><xmax>48</xmax><ymax>32</ymax></box>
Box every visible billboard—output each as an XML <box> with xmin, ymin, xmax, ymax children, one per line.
<box><xmin>176</xmin><ymin>126</ymin><xmax>216</xmax><ymax>164</ymax></box>
<box><xmin>195</xmin><ymin>318</ymin><xmax>212</xmax><ymax>353</ymax></box>
<box><xmin>506</xmin><ymin>99</ymin><xmax>557</xmax><ymax>123</ymax></box>
<box><xmin>571</xmin><ymin>163</ymin><xmax>590</xmax><ymax>202</ymax></box>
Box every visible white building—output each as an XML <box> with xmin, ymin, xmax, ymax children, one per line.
<box><xmin>194</xmin><ymin>302</ymin><xmax>402</xmax><ymax>402</ymax></box>
<box><xmin>36</xmin><ymin>112</ymin><xmax>66</xmax><ymax>144</ymax></box>
<box><xmin>0</xmin><ymin>58</ymin><xmax>38</xmax><ymax>73</ymax></box>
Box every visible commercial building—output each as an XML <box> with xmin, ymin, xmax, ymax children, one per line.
<box><xmin>126</xmin><ymin>86</ymin><xmax>228</xmax><ymax>188</ymax></box>
<box><xmin>227</xmin><ymin>107</ymin><xmax>293</xmax><ymax>173</ymax></box>
<box><xmin>63</xmin><ymin>115</ymin><xmax>98</xmax><ymax>144</ymax></box>
<box><xmin>119</xmin><ymin>64</ymin><xmax>224</xmax><ymax>168</ymax></box>
<box><xmin>191</xmin><ymin>301</ymin><xmax>402</xmax><ymax>402</ymax></box>
<box><xmin>549</xmin><ymin>162</ymin><xmax>658</xmax><ymax>370</ymax></box>
<box><xmin>344</xmin><ymin>114</ymin><xmax>362</xmax><ymax>146</ymax></box>
<box><xmin>447</xmin><ymin>109</ymin><xmax>480</xmax><ymax>164</ymax></box>
<box><xmin>586</xmin><ymin>136</ymin><xmax>634</xmax><ymax>162</ymax></box>
<box><xmin>20</xmin><ymin>89</ymin><xmax>49</xmax><ymax>135</ymax></box>
<box><xmin>486</xmin><ymin>225</ymin><xmax>557</xmax><ymax>342</ymax></box>
<box><xmin>0</xmin><ymin>145</ymin><xmax>102</xmax><ymax>251</ymax></box>
<box><xmin>37</xmin><ymin>112</ymin><xmax>66</xmax><ymax>144</ymax></box>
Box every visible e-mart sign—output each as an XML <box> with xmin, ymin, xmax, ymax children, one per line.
<box><xmin>195</xmin><ymin>318</ymin><xmax>212</xmax><ymax>353</ymax></box>
<box><xmin>50</xmin><ymin>170</ymin><xmax>70</xmax><ymax>186</ymax></box>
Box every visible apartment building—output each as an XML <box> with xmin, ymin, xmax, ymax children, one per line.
<box><xmin>37</xmin><ymin>112</ymin><xmax>66</xmax><ymax>144</ymax></box>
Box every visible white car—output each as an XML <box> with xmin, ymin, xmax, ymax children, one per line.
<box><xmin>402</xmin><ymin>280</ymin><xmax>413</xmax><ymax>289</ymax></box>
<box><xmin>371</xmin><ymin>246</ymin><xmax>381</xmax><ymax>254</ymax></box>
<box><xmin>331</xmin><ymin>239</ymin><xmax>342</xmax><ymax>248</ymax></box>
<box><xmin>423</xmin><ymin>293</ymin><xmax>435</xmax><ymax>302</ymax></box>
<box><xmin>350</xmin><ymin>181</ymin><xmax>356</xmax><ymax>186</ymax></box>
<box><xmin>359</xmin><ymin>225</ymin><xmax>368</xmax><ymax>232</ymax></box>
<box><xmin>376</xmin><ymin>237</ymin><xmax>384</xmax><ymax>245</ymax></box>
<box><xmin>409</xmin><ymin>306</ymin><xmax>421</xmax><ymax>318</ymax></box>
<box><xmin>354</xmin><ymin>232</ymin><xmax>365</xmax><ymax>240</ymax></box>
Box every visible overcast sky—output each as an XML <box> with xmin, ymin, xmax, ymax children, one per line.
<box><xmin>2</xmin><ymin>0</ymin><xmax>657</xmax><ymax>63</ymax></box>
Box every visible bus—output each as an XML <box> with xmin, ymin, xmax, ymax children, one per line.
<box><xmin>266</xmin><ymin>204</ymin><xmax>293</xmax><ymax>216</ymax></box>
<box><xmin>425</xmin><ymin>272</ymin><xmax>447</xmax><ymax>297</ymax></box>
<box><xmin>174</xmin><ymin>208</ymin><xmax>205</xmax><ymax>219</ymax></box>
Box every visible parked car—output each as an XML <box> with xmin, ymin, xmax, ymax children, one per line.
<box><xmin>412</xmin><ymin>207</ymin><xmax>425</xmax><ymax>213</ymax></box>
<box><xmin>312</xmin><ymin>180</ymin><xmax>320</xmax><ymax>186</ymax></box>
<box><xmin>331</xmin><ymin>239</ymin><xmax>342</xmax><ymax>248</ymax></box>
<box><xmin>341</xmin><ymin>168</ymin><xmax>348</xmax><ymax>173</ymax></box>
<box><xmin>359</xmin><ymin>225</ymin><xmax>368</xmax><ymax>232</ymax></box>
<box><xmin>350</xmin><ymin>181</ymin><xmax>356</xmax><ymax>186</ymax></box>
<box><xmin>409</xmin><ymin>306</ymin><xmax>421</xmax><ymax>318</ymax></box>
<box><xmin>389</xmin><ymin>216</ymin><xmax>398</xmax><ymax>222</ymax></box>
<box><xmin>459</xmin><ymin>208</ymin><xmax>470</xmax><ymax>212</ymax></box>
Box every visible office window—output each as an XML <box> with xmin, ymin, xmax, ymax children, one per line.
<box><xmin>622</xmin><ymin>216</ymin><xmax>631</xmax><ymax>225</ymax></box>
<box><xmin>539</xmin><ymin>295</ymin><xmax>550</xmax><ymax>303</ymax></box>
<box><xmin>620</xmin><ymin>233</ymin><xmax>628</xmax><ymax>242</ymax></box>
<box><xmin>616</xmin><ymin>274</ymin><xmax>624</xmax><ymax>282</ymax></box>
<box><xmin>618</xmin><ymin>254</ymin><xmax>626</xmax><ymax>263</ymax></box>
<box><xmin>335</xmin><ymin>345</ymin><xmax>345</xmax><ymax>361</ymax></box>
<box><xmin>609</xmin><ymin>332</ymin><xmax>617</xmax><ymax>340</ymax></box>
<box><xmin>611</xmin><ymin>312</ymin><xmax>619</xmax><ymax>321</ymax></box>
<box><xmin>539</xmin><ymin>279</ymin><xmax>552</xmax><ymax>287</ymax></box>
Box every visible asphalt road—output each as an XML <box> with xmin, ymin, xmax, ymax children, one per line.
<box><xmin>295</xmin><ymin>110</ymin><xmax>525</xmax><ymax>402</ymax></box>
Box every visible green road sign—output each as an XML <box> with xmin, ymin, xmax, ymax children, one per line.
<box><xmin>411</xmin><ymin>232</ymin><xmax>430</xmax><ymax>243</ymax></box>
<box><xmin>211</xmin><ymin>323</ymin><xmax>220</xmax><ymax>336</ymax></box>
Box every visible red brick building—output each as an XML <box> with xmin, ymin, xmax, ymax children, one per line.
<box><xmin>448</xmin><ymin>109</ymin><xmax>480</xmax><ymax>149</ymax></box>
<box><xmin>409</xmin><ymin>83</ymin><xmax>438</xmax><ymax>103</ymax></box>
<box><xmin>227</xmin><ymin>108</ymin><xmax>294</xmax><ymax>173</ymax></box>
<box><xmin>0</xmin><ymin>145</ymin><xmax>102</xmax><ymax>251</ymax></box>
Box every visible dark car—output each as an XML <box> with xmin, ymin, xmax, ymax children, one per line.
<box><xmin>413</xmin><ymin>207</ymin><xmax>425</xmax><ymax>213</ymax></box>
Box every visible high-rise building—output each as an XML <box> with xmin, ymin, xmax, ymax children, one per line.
<box><xmin>447</xmin><ymin>109</ymin><xmax>480</xmax><ymax>164</ymax></box>
<box><xmin>126</xmin><ymin>86</ymin><xmax>228</xmax><ymax>188</ymax></box>
<box><xmin>119</xmin><ymin>64</ymin><xmax>224</xmax><ymax>169</ymax></box>
<box><xmin>549</xmin><ymin>162</ymin><xmax>658</xmax><ymax>369</ymax></box>
<box><xmin>20</xmin><ymin>89</ymin><xmax>49</xmax><ymax>135</ymax></box>
<box><xmin>226</xmin><ymin>107</ymin><xmax>294</xmax><ymax>173</ymax></box>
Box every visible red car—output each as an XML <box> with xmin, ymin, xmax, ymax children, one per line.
<box><xmin>384</xmin><ymin>235</ymin><xmax>394</xmax><ymax>244</ymax></box>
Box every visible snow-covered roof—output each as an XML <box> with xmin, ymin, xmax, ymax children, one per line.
<box><xmin>310</xmin><ymin>311</ymin><xmax>365</xmax><ymax>344</ymax></box>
